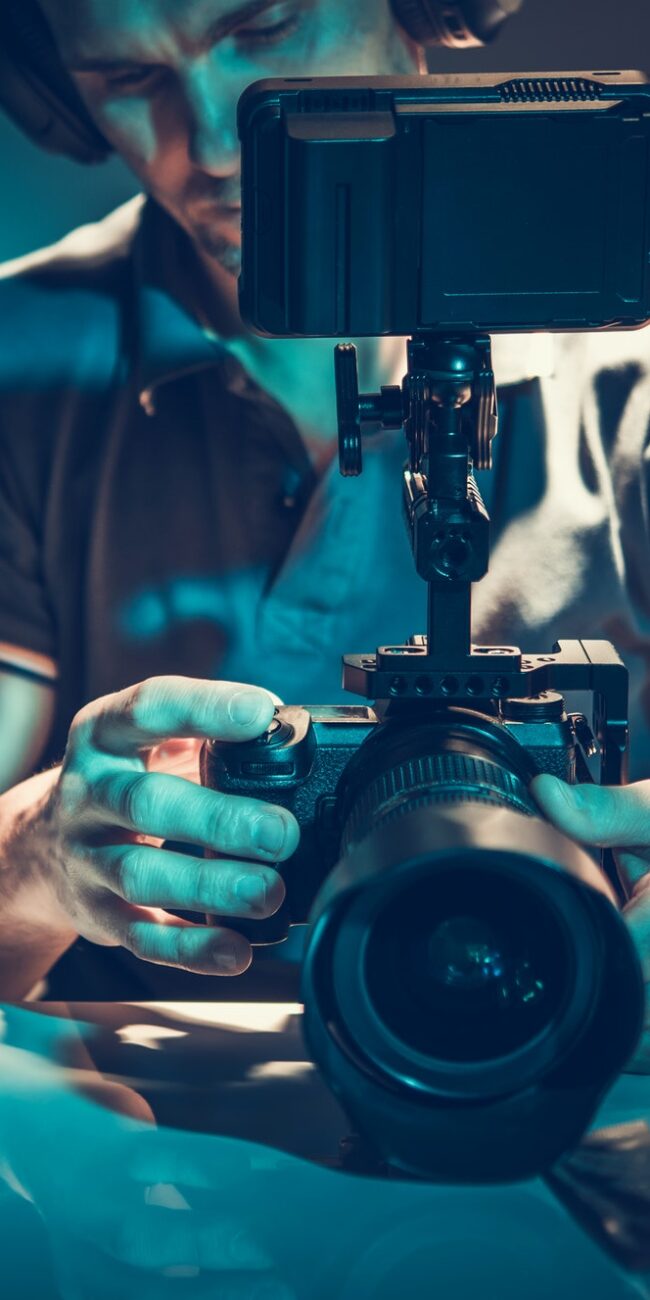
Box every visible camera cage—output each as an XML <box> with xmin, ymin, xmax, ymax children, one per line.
<box><xmin>235</xmin><ymin>73</ymin><xmax>647</xmax><ymax>902</ymax></box>
<box><xmin>332</xmin><ymin>329</ymin><xmax>629</xmax><ymax>900</ymax></box>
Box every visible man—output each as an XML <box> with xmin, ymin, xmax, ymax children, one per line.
<box><xmin>0</xmin><ymin>1</ymin><xmax>648</xmax><ymax>1060</ymax></box>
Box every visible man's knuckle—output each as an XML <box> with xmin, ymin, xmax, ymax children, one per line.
<box><xmin>62</xmin><ymin>722</ymin><xmax>98</xmax><ymax>769</ymax></box>
<box><xmin>122</xmin><ymin>773</ymin><xmax>153</xmax><ymax>827</ymax></box>
<box><xmin>167</xmin><ymin>930</ymin><xmax>188</xmax><ymax>972</ymax></box>
<box><xmin>193</xmin><ymin>861</ymin><xmax>222</xmax><ymax>910</ymax></box>
<box><xmin>123</xmin><ymin>920</ymin><xmax>150</xmax><ymax>961</ymax></box>
<box><xmin>56</xmin><ymin>768</ymin><xmax>93</xmax><ymax>821</ymax></box>
<box><xmin>129</xmin><ymin>675</ymin><xmax>183</xmax><ymax>731</ymax></box>
<box><xmin>68</xmin><ymin>699</ymin><xmax>101</xmax><ymax>744</ymax></box>
<box><xmin>115</xmin><ymin>846</ymin><xmax>146</xmax><ymax>903</ymax></box>
<box><xmin>174</xmin><ymin>927</ymin><xmax>197</xmax><ymax>968</ymax></box>
<box><xmin>126</xmin><ymin>677</ymin><xmax>157</xmax><ymax>729</ymax></box>
<box><xmin>87</xmin><ymin>772</ymin><xmax>116</xmax><ymax>816</ymax></box>
<box><xmin>206</xmin><ymin>795</ymin><xmax>238</xmax><ymax>847</ymax></box>
<box><xmin>70</xmin><ymin>702</ymin><xmax>91</xmax><ymax>731</ymax></box>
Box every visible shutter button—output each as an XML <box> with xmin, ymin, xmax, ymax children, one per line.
<box><xmin>260</xmin><ymin>713</ymin><xmax>294</xmax><ymax>746</ymax></box>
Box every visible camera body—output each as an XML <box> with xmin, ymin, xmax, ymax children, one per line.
<box><xmin>201</xmin><ymin>693</ymin><xmax>579</xmax><ymax>943</ymax></box>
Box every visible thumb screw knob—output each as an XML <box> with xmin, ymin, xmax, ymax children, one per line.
<box><xmin>335</xmin><ymin>343</ymin><xmax>362</xmax><ymax>476</ymax></box>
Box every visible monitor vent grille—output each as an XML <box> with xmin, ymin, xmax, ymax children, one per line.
<box><xmin>297</xmin><ymin>89</ymin><xmax>374</xmax><ymax>114</ymax></box>
<box><xmin>499</xmin><ymin>78</ymin><xmax>603</xmax><ymax>103</ymax></box>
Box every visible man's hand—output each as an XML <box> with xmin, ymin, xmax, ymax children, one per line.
<box><xmin>532</xmin><ymin>774</ymin><xmax>650</xmax><ymax>1072</ymax></box>
<box><xmin>14</xmin><ymin>676</ymin><xmax>300</xmax><ymax>977</ymax></box>
<box><xmin>0</xmin><ymin>1007</ymin><xmax>293</xmax><ymax>1299</ymax></box>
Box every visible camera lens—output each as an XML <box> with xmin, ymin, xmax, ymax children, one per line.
<box><xmin>363</xmin><ymin>868</ymin><xmax>570</xmax><ymax>1062</ymax></box>
<box><xmin>301</xmin><ymin>708</ymin><xmax>644</xmax><ymax>1180</ymax></box>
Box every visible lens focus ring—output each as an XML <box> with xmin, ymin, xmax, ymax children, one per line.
<box><xmin>341</xmin><ymin>750</ymin><xmax>535</xmax><ymax>852</ymax></box>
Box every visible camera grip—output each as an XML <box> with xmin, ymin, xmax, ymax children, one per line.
<box><xmin>199</xmin><ymin>707</ymin><xmax>315</xmax><ymax>944</ymax></box>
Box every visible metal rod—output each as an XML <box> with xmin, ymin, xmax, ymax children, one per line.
<box><xmin>427</xmin><ymin>583</ymin><xmax>472</xmax><ymax>657</ymax></box>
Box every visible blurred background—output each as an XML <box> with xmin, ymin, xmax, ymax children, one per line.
<box><xmin>0</xmin><ymin>0</ymin><xmax>648</xmax><ymax>262</ymax></box>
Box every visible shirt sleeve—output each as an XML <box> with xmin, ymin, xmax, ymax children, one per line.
<box><xmin>0</xmin><ymin>413</ymin><xmax>57</xmax><ymax>661</ymax></box>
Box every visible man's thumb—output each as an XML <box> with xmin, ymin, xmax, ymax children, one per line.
<box><xmin>531</xmin><ymin>774</ymin><xmax>650</xmax><ymax>850</ymax></box>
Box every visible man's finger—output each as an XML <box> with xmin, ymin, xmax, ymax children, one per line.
<box><xmin>95</xmin><ymin>843</ymin><xmax>286</xmax><ymax>918</ymax></box>
<box><xmin>531</xmin><ymin>774</ymin><xmax>650</xmax><ymax>853</ymax></box>
<box><xmin>90</xmin><ymin>772</ymin><xmax>299</xmax><ymax>862</ymax></box>
<box><xmin>621</xmin><ymin>883</ymin><xmax>650</xmax><ymax>977</ymax></box>
<box><xmin>71</xmin><ymin>678</ymin><xmax>277</xmax><ymax>757</ymax></box>
<box><xmin>111</xmin><ymin>906</ymin><xmax>253</xmax><ymax>976</ymax></box>
<box><xmin>88</xmin><ymin>894</ymin><xmax>253</xmax><ymax>975</ymax></box>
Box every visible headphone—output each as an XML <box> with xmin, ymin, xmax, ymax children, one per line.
<box><xmin>0</xmin><ymin>0</ymin><xmax>524</xmax><ymax>164</ymax></box>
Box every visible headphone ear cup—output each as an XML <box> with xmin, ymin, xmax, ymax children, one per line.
<box><xmin>392</xmin><ymin>0</ymin><xmax>523</xmax><ymax>47</ymax></box>
<box><xmin>391</xmin><ymin>0</ymin><xmax>456</xmax><ymax>45</ymax></box>
<box><xmin>0</xmin><ymin>0</ymin><xmax>111</xmax><ymax>163</ymax></box>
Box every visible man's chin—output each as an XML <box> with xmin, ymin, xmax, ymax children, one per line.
<box><xmin>191</xmin><ymin>226</ymin><xmax>241</xmax><ymax>277</ymax></box>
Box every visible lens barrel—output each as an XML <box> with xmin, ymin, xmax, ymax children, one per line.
<box><xmin>301</xmin><ymin>709</ymin><xmax>644</xmax><ymax>1182</ymax></box>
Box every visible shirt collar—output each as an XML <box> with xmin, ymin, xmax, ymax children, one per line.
<box><xmin>131</xmin><ymin>197</ymin><xmax>556</xmax><ymax>412</ymax></box>
<box><xmin>132</xmin><ymin>198</ymin><xmax>231</xmax><ymax>413</ymax></box>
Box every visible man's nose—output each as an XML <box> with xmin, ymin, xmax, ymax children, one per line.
<box><xmin>183</xmin><ymin>59</ymin><xmax>241</xmax><ymax>176</ymax></box>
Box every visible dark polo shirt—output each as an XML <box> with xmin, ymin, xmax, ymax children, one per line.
<box><xmin>2</xmin><ymin>195</ymin><xmax>650</xmax><ymax>997</ymax></box>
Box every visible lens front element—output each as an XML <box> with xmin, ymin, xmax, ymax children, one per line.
<box><xmin>364</xmin><ymin>868</ymin><xmax>571</xmax><ymax>1063</ymax></box>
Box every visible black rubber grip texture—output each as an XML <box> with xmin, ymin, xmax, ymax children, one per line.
<box><xmin>341</xmin><ymin>750</ymin><xmax>535</xmax><ymax>851</ymax></box>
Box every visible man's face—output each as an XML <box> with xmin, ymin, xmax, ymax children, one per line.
<box><xmin>41</xmin><ymin>0</ymin><xmax>423</xmax><ymax>276</ymax></box>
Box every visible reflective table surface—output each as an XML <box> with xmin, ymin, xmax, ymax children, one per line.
<box><xmin>1</xmin><ymin>999</ymin><xmax>649</xmax><ymax>1300</ymax></box>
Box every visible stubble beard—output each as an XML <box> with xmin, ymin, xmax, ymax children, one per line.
<box><xmin>190</xmin><ymin>223</ymin><xmax>242</xmax><ymax>277</ymax></box>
